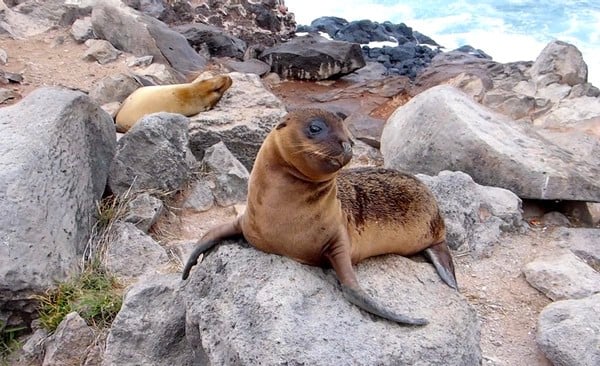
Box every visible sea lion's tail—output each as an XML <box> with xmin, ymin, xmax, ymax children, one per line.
<box><xmin>181</xmin><ymin>218</ymin><xmax>243</xmax><ymax>280</ymax></box>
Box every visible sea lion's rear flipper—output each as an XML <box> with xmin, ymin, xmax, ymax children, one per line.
<box><xmin>423</xmin><ymin>241</ymin><xmax>458</xmax><ymax>290</ymax></box>
<box><xmin>181</xmin><ymin>218</ymin><xmax>243</xmax><ymax>280</ymax></box>
<box><xmin>326</xmin><ymin>242</ymin><xmax>428</xmax><ymax>326</ymax></box>
<box><xmin>341</xmin><ymin>285</ymin><xmax>428</xmax><ymax>326</ymax></box>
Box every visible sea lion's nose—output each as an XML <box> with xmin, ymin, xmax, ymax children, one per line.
<box><xmin>342</xmin><ymin>141</ymin><xmax>353</xmax><ymax>154</ymax></box>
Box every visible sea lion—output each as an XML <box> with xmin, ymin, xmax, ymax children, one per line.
<box><xmin>114</xmin><ymin>74</ymin><xmax>232</xmax><ymax>133</ymax></box>
<box><xmin>182</xmin><ymin>108</ymin><xmax>457</xmax><ymax>325</ymax></box>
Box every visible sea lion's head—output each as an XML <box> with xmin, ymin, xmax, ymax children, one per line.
<box><xmin>274</xmin><ymin>108</ymin><xmax>353</xmax><ymax>181</ymax></box>
<box><xmin>190</xmin><ymin>74</ymin><xmax>233</xmax><ymax>109</ymax></box>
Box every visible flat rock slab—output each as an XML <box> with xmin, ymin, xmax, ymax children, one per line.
<box><xmin>537</xmin><ymin>294</ymin><xmax>600</xmax><ymax>366</ymax></box>
<box><xmin>182</xmin><ymin>243</ymin><xmax>481</xmax><ymax>366</ymax></box>
<box><xmin>523</xmin><ymin>250</ymin><xmax>600</xmax><ymax>301</ymax></box>
<box><xmin>381</xmin><ymin>85</ymin><xmax>600</xmax><ymax>201</ymax></box>
<box><xmin>553</xmin><ymin>227</ymin><xmax>600</xmax><ymax>271</ymax></box>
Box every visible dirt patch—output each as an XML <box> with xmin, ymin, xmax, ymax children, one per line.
<box><xmin>1</xmin><ymin>28</ymin><xmax>130</xmax><ymax>104</ymax></box>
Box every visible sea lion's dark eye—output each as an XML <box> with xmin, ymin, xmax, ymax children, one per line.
<box><xmin>309</xmin><ymin>124</ymin><xmax>322</xmax><ymax>134</ymax></box>
<box><xmin>307</xmin><ymin>119</ymin><xmax>327</xmax><ymax>137</ymax></box>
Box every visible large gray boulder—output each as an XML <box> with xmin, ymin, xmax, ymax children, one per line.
<box><xmin>416</xmin><ymin>171</ymin><xmax>523</xmax><ymax>253</ymax></box>
<box><xmin>188</xmin><ymin>72</ymin><xmax>287</xmax><ymax>170</ymax></box>
<box><xmin>108</xmin><ymin>112</ymin><xmax>191</xmax><ymax>195</ymax></box>
<box><xmin>103</xmin><ymin>274</ymin><xmax>197</xmax><ymax>366</ymax></box>
<box><xmin>182</xmin><ymin>244</ymin><xmax>481</xmax><ymax>365</ymax></box>
<box><xmin>91</xmin><ymin>4</ymin><xmax>206</xmax><ymax>75</ymax></box>
<box><xmin>0</xmin><ymin>87</ymin><xmax>115</xmax><ymax>320</ymax></box>
<box><xmin>537</xmin><ymin>294</ymin><xmax>600</xmax><ymax>366</ymax></box>
<box><xmin>530</xmin><ymin>40</ymin><xmax>588</xmax><ymax>87</ymax></box>
<box><xmin>259</xmin><ymin>34</ymin><xmax>366</xmax><ymax>80</ymax></box>
<box><xmin>381</xmin><ymin>85</ymin><xmax>600</xmax><ymax>201</ymax></box>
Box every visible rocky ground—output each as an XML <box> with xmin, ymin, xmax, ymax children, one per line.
<box><xmin>2</xmin><ymin>22</ymin><xmax>598</xmax><ymax>366</ymax></box>
<box><xmin>157</xmin><ymin>204</ymin><xmax>557</xmax><ymax>366</ymax></box>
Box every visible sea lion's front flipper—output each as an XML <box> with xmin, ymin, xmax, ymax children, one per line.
<box><xmin>325</xmin><ymin>237</ymin><xmax>428</xmax><ymax>326</ymax></box>
<box><xmin>423</xmin><ymin>241</ymin><xmax>458</xmax><ymax>290</ymax></box>
<box><xmin>181</xmin><ymin>218</ymin><xmax>243</xmax><ymax>280</ymax></box>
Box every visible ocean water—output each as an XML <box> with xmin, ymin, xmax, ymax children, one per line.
<box><xmin>286</xmin><ymin>0</ymin><xmax>600</xmax><ymax>86</ymax></box>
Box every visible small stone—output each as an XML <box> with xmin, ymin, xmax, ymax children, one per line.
<box><xmin>83</xmin><ymin>39</ymin><xmax>121</xmax><ymax>65</ymax></box>
<box><xmin>0</xmin><ymin>88</ymin><xmax>19</xmax><ymax>104</ymax></box>
<box><xmin>542</xmin><ymin>211</ymin><xmax>571</xmax><ymax>227</ymax></box>
<box><xmin>127</xmin><ymin>55</ymin><xmax>154</xmax><ymax>67</ymax></box>
<box><xmin>523</xmin><ymin>250</ymin><xmax>600</xmax><ymax>300</ymax></box>
<box><xmin>70</xmin><ymin>17</ymin><xmax>94</xmax><ymax>43</ymax></box>
<box><xmin>0</xmin><ymin>48</ymin><xmax>7</xmax><ymax>64</ymax></box>
<box><xmin>124</xmin><ymin>193</ymin><xmax>164</xmax><ymax>233</ymax></box>
<box><xmin>183</xmin><ymin>179</ymin><xmax>215</xmax><ymax>212</ymax></box>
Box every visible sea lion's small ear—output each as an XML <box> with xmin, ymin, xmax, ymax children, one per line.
<box><xmin>276</xmin><ymin>122</ymin><xmax>287</xmax><ymax>130</ymax></box>
<box><xmin>336</xmin><ymin>112</ymin><xmax>348</xmax><ymax>120</ymax></box>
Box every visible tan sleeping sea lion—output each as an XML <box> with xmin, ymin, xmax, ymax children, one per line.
<box><xmin>114</xmin><ymin>74</ymin><xmax>232</xmax><ymax>133</ymax></box>
<box><xmin>182</xmin><ymin>108</ymin><xmax>457</xmax><ymax>326</ymax></box>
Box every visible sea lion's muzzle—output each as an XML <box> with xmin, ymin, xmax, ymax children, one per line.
<box><xmin>340</xmin><ymin>140</ymin><xmax>353</xmax><ymax>166</ymax></box>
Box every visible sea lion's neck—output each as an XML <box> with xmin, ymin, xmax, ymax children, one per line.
<box><xmin>269</xmin><ymin>133</ymin><xmax>339</xmax><ymax>184</ymax></box>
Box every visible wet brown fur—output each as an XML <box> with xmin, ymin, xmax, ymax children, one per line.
<box><xmin>114</xmin><ymin>74</ymin><xmax>232</xmax><ymax>133</ymax></box>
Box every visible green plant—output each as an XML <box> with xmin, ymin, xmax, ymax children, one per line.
<box><xmin>0</xmin><ymin>321</ymin><xmax>25</xmax><ymax>360</ymax></box>
<box><xmin>37</xmin><ymin>263</ymin><xmax>123</xmax><ymax>332</ymax></box>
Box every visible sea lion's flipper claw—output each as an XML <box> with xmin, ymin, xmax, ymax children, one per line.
<box><xmin>181</xmin><ymin>219</ymin><xmax>242</xmax><ymax>280</ymax></box>
<box><xmin>341</xmin><ymin>284</ymin><xmax>428</xmax><ymax>326</ymax></box>
<box><xmin>423</xmin><ymin>241</ymin><xmax>458</xmax><ymax>290</ymax></box>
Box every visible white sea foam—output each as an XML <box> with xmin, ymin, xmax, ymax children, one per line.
<box><xmin>286</xmin><ymin>0</ymin><xmax>600</xmax><ymax>86</ymax></box>
<box><xmin>365</xmin><ymin>41</ymin><xmax>398</xmax><ymax>48</ymax></box>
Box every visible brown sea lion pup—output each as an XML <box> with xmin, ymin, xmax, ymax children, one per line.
<box><xmin>114</xmin><ymin>74</ymin><xmax>233</xmax><ymax>133</ymax></box>
<box><xmin>182</xmin><ymin>108</ymin><xmax>457</xmax><ymax>326</ymax></box>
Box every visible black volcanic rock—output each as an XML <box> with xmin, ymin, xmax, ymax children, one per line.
<box><xmin>295</xmin><ymin>16</ymin><xmax>442</xmax><ymax>79</ymax></box>
<box><xmin>310</xmin><ymin>16</ymin><xmax>349</xmax><ymax>38</ymax></box>
<box><xmin>259</xmin><ymin>34</ymin><xmax>366</xmax><ymax>80</ymax></box>
<box><xmin>175</xmin><ymin>23</ymin><xmax>247</xmax><ymax>59</ymax></box>
<box><xmin>454</xmin><ymin>45</ymin><xmax>493</xmax><ymax>60</ymax></box>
